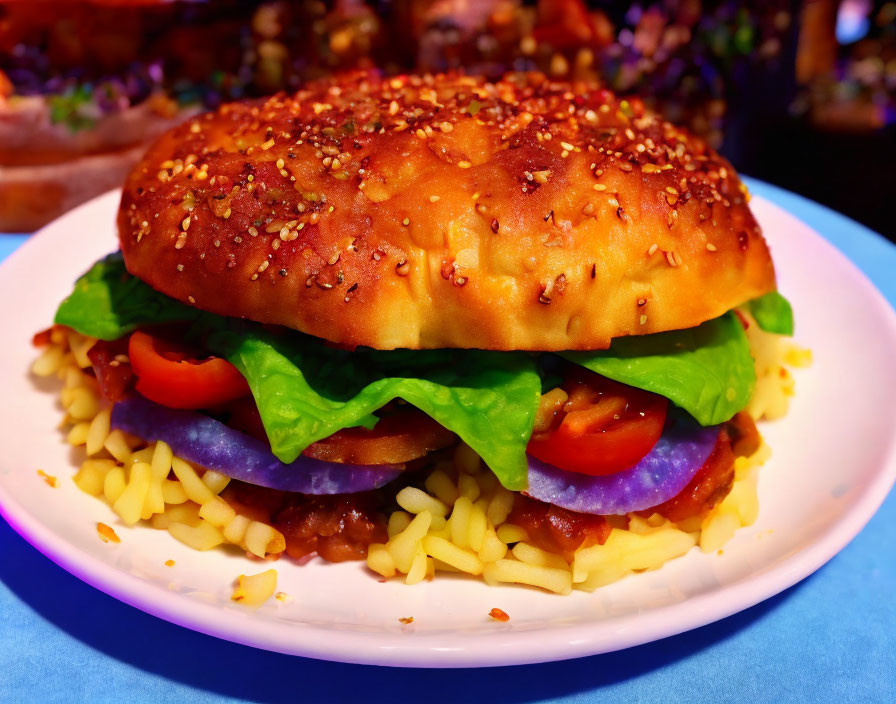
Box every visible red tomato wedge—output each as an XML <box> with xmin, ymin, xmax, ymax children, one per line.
<box><xmin>526</xmin><ymin>369</ymin><xmax>667</xmax><ymax>477</ymax></box>
<box><xmin>128</xmin><ymin>330</ymin><xmax>250</xmax><ymax>409</ymax></box>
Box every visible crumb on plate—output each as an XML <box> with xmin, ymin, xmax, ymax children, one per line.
<box><xmin>37</xmin><ymin>470</ymin><xmax>58</xmax><ymax>488</ymax></box>
<box><xmin>489</xmin><ymin>608</ymin><xmax>510</xmax><ymax>622</ymax></box>
<box><xmin>97</xmin><ymin>522</ymin><xmax>120</xmax><ymax>544</ymax></box>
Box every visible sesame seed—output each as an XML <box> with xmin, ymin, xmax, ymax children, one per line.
<box><xmin>429</xmin><ymin>195</ymin><xmax>440</xmax><ymax>203</ymax></box>
<box><xmin>175</xmin><ymin>233</ymin><xmax>187</xmax><ymax>249</ymax></box>
<box><xmin>181</xmin><ymin>217</ymin><xmax>191</xmax><ymax>230</ymax></box>
<box><xmin>458</xmin><ymin>160</ymin><xmax>472</xmax><ymax>169</ymax></box>
<box><xmin>260</xmin><ymin>138</ymin><xmax>275</xmax><ymax>150</ymax></box>
<box><xmin>176</xmin><ymin>264</ymin><xmax>184</xmax><ymax>272</ymax></box>
<box><xmin>647</xmin><ymin>243</ymin><xmax>658</xmax><ymax>256</ymax></box>
<box><xmin>640</xmin><ymin>314</ymin><xmax>648</xmax><ymax>325</ymax></box>
<box><xmin>706</xmin><ymin>243</ymin><xmax>718</xmax><ymax>252</ymax></box>
<box><xmin>592</xmin><ymin>184</ymin><xmax>607</xmax><ymax>191</ymax></box>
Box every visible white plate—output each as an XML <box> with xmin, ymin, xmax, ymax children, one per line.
<box><xmin>1</xmin><ymin>190</ymin><xmax>895</xmax><ymax>668</ymax></box>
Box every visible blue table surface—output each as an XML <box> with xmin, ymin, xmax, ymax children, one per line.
<box><xmin>1</xmin><ymin>179</ymin><xmax>894</xmax><ymax>704</ymax></box>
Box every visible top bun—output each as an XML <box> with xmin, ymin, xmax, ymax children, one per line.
<box><xmin>119</xmin><ymin>71</ymin><xmax>775</xmax><ymax>350</ymax></box>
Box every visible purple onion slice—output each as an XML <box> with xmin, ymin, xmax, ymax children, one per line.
<box><xmin>111</xmin><ymin>396</ymin><xmax>402</xmax><ymax>494</ymax></box>
<box><xmin>525</xmin><ymin>419</ymin><xmax>721</xmax><ymax>515</ymax></box>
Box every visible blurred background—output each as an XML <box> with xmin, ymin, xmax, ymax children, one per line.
<box><xmin>1</xmin><ymin>0</ymin><xmax>893</xmax><ymax>238</ymax></box>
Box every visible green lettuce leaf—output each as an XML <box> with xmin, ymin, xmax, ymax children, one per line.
<box><xmin>745</xmin><ymin>291</ymin><xmax>794</xmax><ymax>336</ymax></box>
<box><xmin>53</xmin><ymin>253</ymin><xmax>773</xmax><ymax>488</ymax></box>
<box><xmin>53</xmin><ymin>254</ymin><xmax>540</xmax><ymax>489</ymax></box>
<box><xmin>209</xmin><ymin>329</ymin><xmax>541</xmax><ymax>489</ymax></box>
<box><xmin>563</xmin><ymin>313</ymin><xmax>755</xmax><ymax>426</ymax></box>
<box><xmin>54</xmin><ymin>253</ymin><xmax>200</xmax><ymax>340</ymax></box>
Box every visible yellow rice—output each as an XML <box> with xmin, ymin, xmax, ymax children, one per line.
<box><xmin>35</xmin><ymin>313</ymin><xmax>806</xmax><ymax>594</ymax></box>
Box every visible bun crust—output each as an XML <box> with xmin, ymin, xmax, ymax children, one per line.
<box><xmin>119</xmin><ymin>72</ymin><xmax>775</xmax><ymax>350</ymax></box>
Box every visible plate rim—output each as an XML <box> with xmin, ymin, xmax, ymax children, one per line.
<box><xmin>1</xmin><ymin>187</ymin><xmax>895</xmax><ymax>668</ymax></box>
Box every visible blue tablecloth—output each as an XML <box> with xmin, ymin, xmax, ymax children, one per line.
<box><xmin>2</xmin><ymin>179</ymin><xmax>894</xmax><ymax>703</ymax></box>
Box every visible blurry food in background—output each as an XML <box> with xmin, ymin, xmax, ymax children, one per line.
<box><xmin>0</xmin><ymin>0</ymin><xmax>256</xmax><ymax>232</ymax></box>
<box><xmin>247</xmin><ymin>0</ymin><xmax>386</xmax><ymax>92</ymax></box>
<box><xmin>1</xmin><ymin>0</ymin><xmax>893</xmax><ymax>236</ymax></box>
<box><xmin>796</xmin><ymin>0</ymin><xmax>895</xmax><ymax>132</ymax></box>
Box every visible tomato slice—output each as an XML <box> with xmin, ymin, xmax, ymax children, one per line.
<box><xmin>526</xmin><ymin>369</ymin><xmax>667</xmax><ymax>476</ymax></box>
<box><xmin>128</xmin><ymin>330</ymin><xmax>250</xmax><ymax>409</ymax></box>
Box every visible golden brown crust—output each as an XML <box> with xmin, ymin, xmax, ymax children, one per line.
<box><xmin>118</xmin><ymin>71</ymin><xmax>776</xmax><ymax>350</ymax></box>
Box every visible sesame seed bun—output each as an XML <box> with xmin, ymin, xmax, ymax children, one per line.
<box><xmin>118</xmin><ymin>71</ymin><xmax>776</xmax><ymax>350</ymax></box>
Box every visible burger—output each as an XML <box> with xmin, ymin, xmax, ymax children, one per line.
<box><xmin>34</xmin><ymin>71</ymin><xmax>800</xmax><ymax>595</ymax></box>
